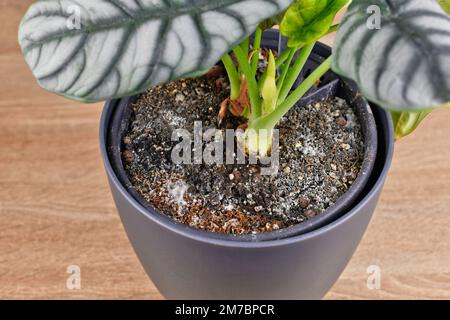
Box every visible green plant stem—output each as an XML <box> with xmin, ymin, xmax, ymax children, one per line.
<box><xmin>276</xmin><ymin>47</ymin><xmax>297</xmax><ymax>97</ymax></box>
<box><xmin>251</xmin><ymin>28</ymin><xmax>262</xmax><ymax>74</ymax></box>
<box><xmin>241</xmin><ymin>36</ymin><xmax>249</xmax><ymax>59</ymax></box>
<box><xmin>221</xmin><ymin>53</ymin><xmax>240</xmax><ymax>100</ymax></box>
<box><xmin>233</xmin><ymin>45</ymin><xmax>262</xmax><ymax>118</ymax></box>
<box><xmin>277</xmin><ymin>43</ymin><xmax>315</xmax><ymax>105</ymax></box>
<box><xmin>275</xmin><ymin>49</ymin><xmax>291</xmax><ymax>68</ymax></box>
<box><xmin>250</xmin><ymin>56</ymin><xmax>332</xmax><ymax>130</ymax></box>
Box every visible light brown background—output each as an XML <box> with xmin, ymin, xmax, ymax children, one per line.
<box><xmin>1</xmin><ymin>1</ymin><xmax>449</xmax><ymax>299</ymax></box>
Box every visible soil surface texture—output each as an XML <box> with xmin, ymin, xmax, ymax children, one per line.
<box><xmin>122</xmin><ymin>72</ymin><xmax>364</xmax><ymax>235</ymax></box>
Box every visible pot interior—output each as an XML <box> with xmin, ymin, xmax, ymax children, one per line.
<box><xmin>105</xmin><ymin>32</ymin><xmax>379</xmax><ymax>241</ymax></box>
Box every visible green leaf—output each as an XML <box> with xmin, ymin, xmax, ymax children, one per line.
<box><xmin>18</xmin><ymin>0</ymin><xmax>294</xmax><ymax>103</ymax></box>
<box><xmin>260</xmin><ymin>51</ymin><xmax>278</xmax><ymax>114</ymax></box>
<box><xmin>438</xmin><ymin>0</ymin><xmax>450</xmax><ymax>14</ymax></box>
<box><xmin>391</xmin><ymin>110</ymin><xmax>432</xmax><ymax>140</ymax></box>
<box><xmin>332</xmin><ymin>0</ymin><xmax>450</xmax><ymax>111</ymax></box>
<box><xmin>280</xmin><ymin>0</ymin><xmax>349</xmax><ymax>48</ymax></box>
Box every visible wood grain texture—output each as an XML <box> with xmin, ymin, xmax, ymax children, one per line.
<box><xmin>0</xmin><ymin>1</ymin><xmax>449</xmax><ymax>300</ymax></box>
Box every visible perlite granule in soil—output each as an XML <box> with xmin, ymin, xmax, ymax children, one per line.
<box><xmin>122</xmin><ymin>72</ymin><xmax>364</xmax><ymax>235</ymax></box>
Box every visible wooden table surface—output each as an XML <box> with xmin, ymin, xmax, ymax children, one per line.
<box><xmin>1</xmin><ymin>1</ymin><xmax>449</xmax><ymax>300</ymax></box>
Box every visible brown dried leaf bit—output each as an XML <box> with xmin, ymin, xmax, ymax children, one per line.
<box><xmin>217</xmin><ymin>78</ymin><xmax>250</xmax><ymax>126</ymax></box>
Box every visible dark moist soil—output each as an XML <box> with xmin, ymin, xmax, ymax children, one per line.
<box><xmin>122</xmin><ymin>71</ymin><xmax>364</xmax><ymax>235</ymax></box>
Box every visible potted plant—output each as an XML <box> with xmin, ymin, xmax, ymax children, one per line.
<box><xmin>18</xmin><ymin>0</ymin><xmax>450</xmax><ymax>299</ymax></box>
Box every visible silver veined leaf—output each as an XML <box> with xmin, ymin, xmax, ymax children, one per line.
<box><xmin>332</xmin><ymin>0</ymin><xmax>450</xmax><ymax>111</ymax></box>
<box><xmin>19</xmin><ymin>0</ymin><xmax>294</xmax><ymax>103</ymax></box>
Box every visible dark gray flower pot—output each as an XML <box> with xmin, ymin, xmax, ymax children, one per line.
<box><xmin>99</xmin><ymin>36</ymin><xmax>394</xmax><ymax>299</ymax></box>
<box><xmin>100</xmin><ymin>101</ymin><xmax>393</xmax><ymax>299</ymax></box>
<box><xmin>104</xmin><ymin>32</ymin><xmax>379</xmax><ymax>241</ymax></box>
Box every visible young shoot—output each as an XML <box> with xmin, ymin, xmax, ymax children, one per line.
<box><xmin>219</xmin><ymin>28</ymin><xmax>333</xmax><ymax>157</ymax></box>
